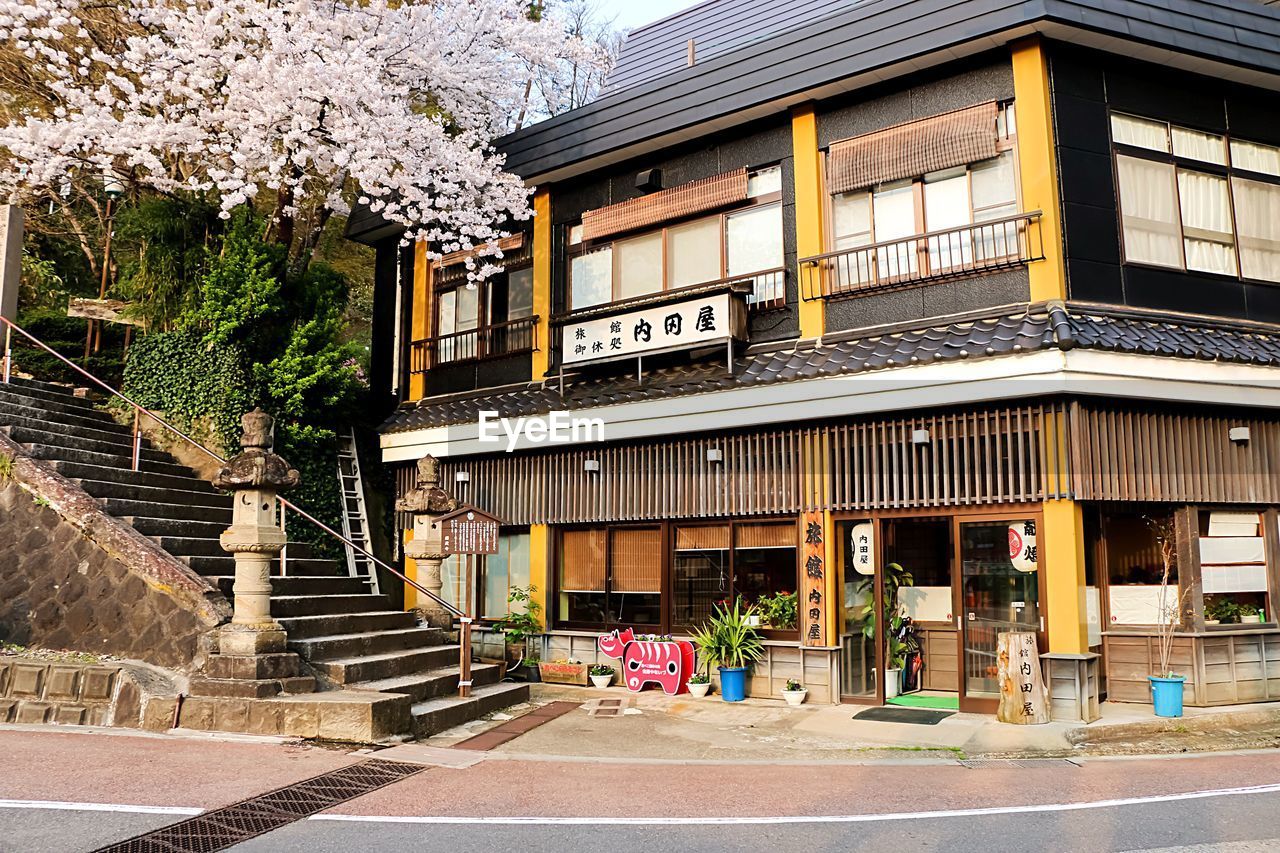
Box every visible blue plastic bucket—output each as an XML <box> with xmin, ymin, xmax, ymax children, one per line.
<box><xmin>1150</xmin><ymin>675</ymin><xmax>1185</xmax><ymax>718</ymax></box>
<box><xmin>718</xmin><ymin>666</ymin><xmax>748</xmax><ymax>702</ymax></box>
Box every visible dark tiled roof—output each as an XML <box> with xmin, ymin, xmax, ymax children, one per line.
<box><xmin>381</xmin><ymin>303</ymin><xmax>1280</xmax><ymax>435</ymax></box>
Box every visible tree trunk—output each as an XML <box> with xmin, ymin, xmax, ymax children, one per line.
<box><xmin>997</xmin><ymin>631</ymin><xmax>1049</xmax><ymax>725</ymax></box>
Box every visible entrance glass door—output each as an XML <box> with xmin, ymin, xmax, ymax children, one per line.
<box><xmin>838</xmin><ymin>520</ymin><xmax>878</xmax><ymax>701</ymax></box>
<box><xmin>959</xmin><ymin>518</ymin><xmax>1041</xmax><ymax>710</ymax></box>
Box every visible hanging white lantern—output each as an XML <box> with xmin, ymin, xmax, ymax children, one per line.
<box><xmin>1008</xmin><ymin>520</ymin><xmax>1038</xmax><ymax>573</ymax></box>
<box><xmin>851</xmin><ymin>521</ymin><xmax>875</xmax><ymax>576</ymax></box>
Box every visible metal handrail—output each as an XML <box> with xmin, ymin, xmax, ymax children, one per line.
<box><xmin>0</xmin><ymin>314</ymin><xmax>463</xmax><ymax>620</ymax></box>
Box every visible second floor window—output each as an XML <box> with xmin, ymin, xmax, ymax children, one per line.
<box><xmin>569</xmin><ymin>167</ymin><xmax>784</xmax><ymax>310</ymax></box>
<box><xmin>1112</xmin><ymin>112</ymin><xmax>1280</xmax><ymax>283</ymax></box>
<box><xmin>434</xmin><ymin>265</ymin><xmax>534</xmax><ymax>363</ymax></box>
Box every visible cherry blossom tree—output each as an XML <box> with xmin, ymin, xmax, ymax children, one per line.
<box><xmin>0</xmin><ymin>0</ymin><xmax>604</xmax><ymax>268</ymax></box>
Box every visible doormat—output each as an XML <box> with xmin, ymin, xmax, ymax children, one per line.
<box><xmin>887</xmin><ymin>694</ymin><xmax>960</xmax><ymax>711</ymax></box>
<box><xmin>854</xmin><ymin>706</ymin><xmax>954</xmax><ymax>725</ymax></box>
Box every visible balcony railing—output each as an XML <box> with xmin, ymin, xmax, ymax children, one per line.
<box><xmin>410</xmin><ymin>315</ymin><xmax>538</xmax><ymax>373</ymax></box>
<box><xmin>799</xmin><ymin>211</ymin><xmax>1043</xmax><ymax>301</ymax></box>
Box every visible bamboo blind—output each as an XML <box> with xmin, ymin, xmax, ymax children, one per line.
<box><xmin>611</xmin><ymin>527</ymin><xmax>662</xmax><ymax>592</ymax></box>
<box><xmin>580</xmin><ymin>168</ymin><xmax>749</xmax><ymax>241</ymax></box>
<box><xmin>560</xmin><ymin>529</ymin><xmax>606</xmax><ymax>591</ymax></box>
<box><xmin>735</xmin><ymin>522</ymin><xmax>795</xmax><ymax>548</ymax></box>
<box><xmin>675</xmin><ymin>525</ymin><xmax>731</xmax><ymax>551</ymax></box>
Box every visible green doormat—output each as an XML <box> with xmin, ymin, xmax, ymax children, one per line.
<box><xmin>887</xmin><ymin>694</ymin><xmax>960</xmax><ymax>710</ymax></box>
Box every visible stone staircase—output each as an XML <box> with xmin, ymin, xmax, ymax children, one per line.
<box><xmin>0</xmin><ymin>375</ymin><xmax>527</xmax><ymax>738</ymax></box>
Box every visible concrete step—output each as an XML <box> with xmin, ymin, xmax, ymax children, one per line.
<box><xmin>277</xmin><ymin>611</ymin><xmax>419</xmax><ymax>640</ymax></box>
<box><xmin>2</xmin><ymin>425</ymin><xmax>168</xmax><ymax>463</ymax></box>
<box><xmin>0</xmin><ymin>413</ymin><xmax>152</xmax><ymax>448</ymax></box>
<box><xmin>211</xmin><ymin>575</ymin><xmax>372</xmax><ymax>598</ymax></box>
<box><xmin>51</xmin><ymin>460</ymin><xmax>216</xmax><ymax>493</ymax></box>
<box><xmin>101</xmin><ymin>499</ymin><xmax>232</xmax><ymax>524</ymax></box>
<box><xmin>26</xmin><ymin>444</ymin><xmax>195</xmax><ymax>478</ymax></box>
<box><xmin>183</xmin><ymin>554</ymin><xmax>345</xmax><ymax>577</ymax></box>
<box><xmin>271</xmin><ymin>594</ymin><xmax>393</xmax><ymax>618</ymax></box>
<box><xmin>310</xmin><ymin>645</ymin><xmax>462</xmax><ymax>684</ymax></box>
<box><xmin>83</xmin><ymin>480</ymin><xmax>229</xmax><ymax>508</ymax></box>
<box><xmin>410</xmin><ymin>682</ymin><xmax>531</xmax><ymax>739</ymax></box>
<box><xmin>349</xmin><ymin>663</ymin><xmax>502</xmax><ymax>704</ymax></box>
<box><xmin>2</xmin><ymin>376</ymin><xmax>93</xmax><ymax>400</ymax></box>
<box><xmin>127</xmin><ymin>516</ymin><xmax>229</xmax><ymax>539</ymax></box>
<box><xmin>289</xmin><ymin>626</ymin><xmax>445</xmax><ymax>662</ymax></box>
<box><xmin>0</xmin><ymin>399</ymin><xmax>132</xmax><ymax>436</ymax></box>
<box><xmin>150</xmin><ymin>536</ymin><xmax>230</xmax><ymax>558</ymax></box>
<box><xmin>0</xmin><ymin>383</ymin><xmax>106</xmax><ymax>414</ymax></box>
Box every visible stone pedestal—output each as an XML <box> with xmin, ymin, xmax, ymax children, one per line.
<box><xmin>396</xmin><ymin>456</ymin><xmax>459</xmax><ymax>630</ymax></box>
<box><xmin>192</xmin><ymin>409</ymin><xmax>313</xmax><ymax>700</ymax></box>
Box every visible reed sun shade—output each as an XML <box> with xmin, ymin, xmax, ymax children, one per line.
<box><xmin>581</xmin><ymin>168</ymin><xmax>749</xmax><ymax>241</ymax></box>
<box><xmin>675</xmin><ymin>524</ymin><xmax>731</xmax><ymax>551</ymax></box>
<box><xmin>561</xmin><ymin>528</ymin><xmax>606</xmax><ymax>592</ymax></box>
<box><xmin>827</xmin><ymin>101</ymin><xmax>999</xmax><ymax>195</ymax></box>
<box><xmin>611</xmin><ymin>527</ymin><xmax>662</xmax><ymax>593</ymax></box>
<box><xmin>735</xmin><ymin>522</ymin><xmax>796</xmax><ymax>549</ymax></box>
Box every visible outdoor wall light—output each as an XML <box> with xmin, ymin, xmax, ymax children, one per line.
<box><xmin>584</xmin><ymin>459</ymin><xmax>600</xmax><ymax>473</ymax></box>
<box><xmin>706</xmin><ymin>449</ymin><xmax>723</xmax><ymax>463</ymax></box>
<box><xmin>455</xmin><ymin>471</ymin><xmax>470</xmax><ymax>483</ymax></box>
<box><xmin>911</xmin><ymin>429</ymin><xmax>931</xmax><ymax>445</ymax></box>
<box><xmin>1229</xmin><ymin>426</ymin><xmax>1251</xmax><ymax>444</ymax></box>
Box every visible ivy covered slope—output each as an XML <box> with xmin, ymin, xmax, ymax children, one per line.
<box><xmin>123</xmin><ymin>210</ymin><xmax>368</xmax><ymax>555</ymax></box>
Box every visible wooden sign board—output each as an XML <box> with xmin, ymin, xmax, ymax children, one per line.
<box><xmin>997</xmin><ymin>631</ymin><xmax>1049</xmax><ymax>725</ymax></box>
<box><xmin>801</xmin><ymin>511</ymin><xmax>827</xmax><ymax>647</ymax></box>
<box><xmin>438</xmin><ymin>505</ymin><xmax>501</xmax><ymax>555</ymax></box>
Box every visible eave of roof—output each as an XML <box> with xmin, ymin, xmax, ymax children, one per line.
<box><xmin>496</xmin><ymin>0</ymin><xmax>1280</xmax><ymax>185</ymax></box>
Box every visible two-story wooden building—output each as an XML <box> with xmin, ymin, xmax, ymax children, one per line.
<box><xmin>348</xmin><ymin>0</ymin><xmax>1280</xmax><ymax>716</ymax></box>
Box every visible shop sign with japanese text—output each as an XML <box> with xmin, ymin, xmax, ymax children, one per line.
<box><xmin>562</xmin><ymin>292</ymin><xmax>733</xmax><ymax>366</ymax></box>
<box><xmin>801</xmin><ymin>511</ymin><xmax>827</xmax><ymax>647</ymax></box>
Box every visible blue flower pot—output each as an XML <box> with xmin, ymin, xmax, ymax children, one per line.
<box><xmin>718</xmin><ymin>666</ymin><xmax>748</xmax><ymax>702</ymax></box>
<box><xmin>1150</xmin><ymin>675</ymin><xmax>1185</xmax><ymax>718</ymax></box>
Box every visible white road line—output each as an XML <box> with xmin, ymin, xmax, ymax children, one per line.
<box><xmin>308</xmin><ymin>782</ymin><xmax>1280</xmax><ymax>826</ymax></box>
<box><xmin>0</xmin><ymin>800</ymin><xmax>203</xmax><ymax>816</ymax></box>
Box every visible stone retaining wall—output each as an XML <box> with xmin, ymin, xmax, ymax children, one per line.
<box><xmin>0</xmin><ymin>656</ymin><xmax>179</xmax><ymax>730</ymax></box>
<box><xmin>0</xmin><ymin>435</ymin><xmax>230</xmax><ymax>669</ymax></box>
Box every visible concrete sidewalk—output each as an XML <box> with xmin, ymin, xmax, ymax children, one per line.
<box><xmin>421</xmin><ymin>683</ymin><xmax>1280</xmax><ymax>762</ymax></box>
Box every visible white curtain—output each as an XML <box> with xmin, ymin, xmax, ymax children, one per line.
<box><xmin>1233</xmin><ymin>177</ymin><xmax>1280</xmax><ymax>283</ymax></box>
<box><xmin>1177</xmin><ymin>170</ymin><xmax>1236</xmax><ymax>275</ymax></box>
<box><xmin>1231</xmin><ymin>140</ymin><xmax>1280</xmax><ymax>178</ymax></box>
<box><xmin>1116</xmin><ymin>156</ymin><xmax>1181</xmax><ymax>267</ymax></box>
<box><xmin>1111</xmin><ymin>114</ymin><xmax>1169</xmax><ymax>153</ymax></box>
<box><xmin>1172</xmin><ymin>127</ymin><xmax>1226</xmax><ymax>165</ymax></box>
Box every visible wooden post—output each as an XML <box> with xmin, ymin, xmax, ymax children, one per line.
<box><xmin>459</xmin><ymin>553</ymin><xmax>473</xmax><ymax>699</ymax></box>
<box><xmin>997</xmin><ymin>631</ymin><xmax>1049</xmax><ymax>724</ymax></box>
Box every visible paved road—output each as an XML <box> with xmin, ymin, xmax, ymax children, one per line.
<box><xmin>5</xmin><ymin>727</ymin><xmax>1280</xmax><ymax>852</ymax></box>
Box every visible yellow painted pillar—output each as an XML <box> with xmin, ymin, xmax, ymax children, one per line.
<box><xmin>403</xmin><ymin>529</ymin><xmax>418</xmax><ymax>611</ymax></box>
<box><xmin>528</xmin><ymin>523</ymin><xmax>550</xmax><ymax>629</ymax></box>
<box><xmin>531</xmin><ymin>189</ymin><xmax>552</xmax><ymax>382</ymax></box>
<box><xmin>791</xmin><ymin>104</ymin><xmax>826</xmax><ymax>340</ymax></box>
<box><xmin>1011</xmin><ymin>37</ymin><xmax>1067</xmax><ymax>303</ymax></box>
<box><xmin>1042</xmin><ymin>499</ymin><xmax>1088</xmax><ymax>653</ymax></box>
<box><xmin>408</xmin><ymin>240</ymin><xmax>431</xmax><ymax>401</ymax></box>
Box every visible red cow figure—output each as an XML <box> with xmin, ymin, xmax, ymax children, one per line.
<box><xmin>598</xmin><ymin>628</ymin><xmax>695</xmax><ymax>695</ymax></box>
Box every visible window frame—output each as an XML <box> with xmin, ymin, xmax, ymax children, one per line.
<box><xmin>440</xmin><ymin>527</ymin><xmax>533</xmax><ymax>626</ymax></box>
<box><xmin>551</xmin><ymin>516</ymin><xmax>800</xmax><ymax>638</ymax></box>
<box><xmin>1108</xmin><ymin>110</ymin><xmax>1280</xmax><ymax>285</ymax></box>
<box><xmin>431</xmin><ymin>261</ymin><xmax>537</xmax><ymax>365</ymax></box>
<box><xmin>566</xmin><ymin>169</ymin><xmax>785</xmax><ymax>312</ymax></box>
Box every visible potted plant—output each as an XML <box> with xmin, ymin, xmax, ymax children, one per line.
<box><xmin>1204</xmin><ymin>597</ymin><xmax>1239</xmax><ymax>626</ymax></box>
<box><xmin>1145</xmin><ymin>516</ymin><xmax>1188</xmax><ymax>718</ymax></box>
<box><xmin>589</xmin><ymin>664</ymin><xmax>615</xmax><ymax>688</ymax></box>
<box><xmin>689</xmin><ymin>600</ymin><xmax>765</xmax><ymax>702</ymax></box>
<box><xmin>855</xmin><ymin>561</ymin><xmax>915</xmax><ymax>699</ymax></box>
<box><xmin>496</xmin><ymin>585</ymin><xmax>542</xmax><ymax>681</ymax></box>
<box><xmin>757</xmin><ymin>591</ymin><xmax>798</xmax><ymax>630</ymax></box>
<box><xmin>687</xmin><ymin>672</ymin><xmax>712</xmax><ymax>698</ymax></box>
<box><xmin>1240</xmin><ymin>603</ymin><xmax>1263</xmax><ymax>624</ymax></box>
<box><xmin>781</xmin><ymin>678</ymin><xmax>807</xmax><ymax>706</ymax></box>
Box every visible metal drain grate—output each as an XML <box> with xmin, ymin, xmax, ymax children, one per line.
<box><xmin>93</xmin><ymin>759</ymin><xmax>426</xmax><ymax>853</ymax></box>
<box><xmin>959</xmin><ymin>758</ymin><xmax>1080</xmax><ymax>769</ymax></box>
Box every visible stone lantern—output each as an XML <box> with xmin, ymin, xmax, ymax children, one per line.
<box><xmin>211</xmin><ymin>408</ymin><xmax>300</xmax><ymax>655</ymax></box>
<box><xmin>395</xmin><ymin>455</ymin><xmax>458</xmax><ymax>629</ymax></box>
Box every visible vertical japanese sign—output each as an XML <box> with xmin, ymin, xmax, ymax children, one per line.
<box><xmin>801</xmin><ymin>511</ymin><xmax>827</xmax><ymax>647</ymax></box>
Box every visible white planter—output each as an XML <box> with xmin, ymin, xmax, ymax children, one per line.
<box><xmin>746</xmin><ymin>614</ymin><xmax>762</xmax><ymax>627</ymax></box>
<box><xmin>884</xmin><ymin>668</ymin><xmax>902</xmax><ymax>699</ymax></box>
<box><xmin>781</xmin><ymin>688</ymin><xmax>808</xmax><ymax>706</ymax></box>
<box><xmin>687</xmin><ymin>681</ymin><xmax>712</xmax><ymax>698</ymax></box>
<box><xmin>1242</xmin><ymin>614</ymin><xmax>1263</xmax><ymax>624</ymax></box>
<box><xmin>590</xmin><ymin>674</ymin><xmax>614</xmax><ymax>688</ymax></box>
<box><xmin>1205</xmin><ymin>619</ymin><xmax>1221</xmax><ymax>626</ymax></box>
